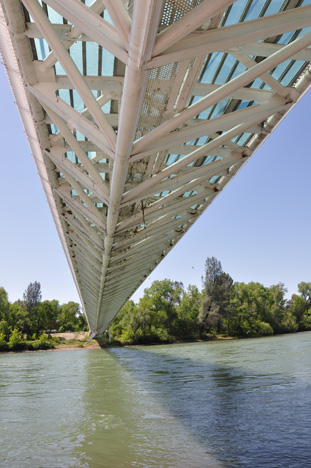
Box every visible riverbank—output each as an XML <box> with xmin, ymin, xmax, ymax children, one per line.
<box><xmin>0</xmin><ymin>332</ymin><xmax>236</xmax><ymax>353</ymax></box>
<box><xmin>52</xmin><ymin>331</ymin><xmax>100</xmax><ymax>349</ymax></box>
<box><xmin>2</xmin><ymin>331</ymin><xmax>310</xmax><ymax>354</ymax></box>
<box><xmin>0</xmin><ymin>332</ymin><xmax>101</xmax><ymax>353</ymax></box>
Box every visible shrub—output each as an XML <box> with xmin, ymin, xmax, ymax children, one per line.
<box><xmin>256</xmin><ymin>321</ymin><xmax>274</xmax><ymax>336</ymax></box>
<box><xmin>278</xmin><ymin>313</ymin><xmax>299</xmax><ymax>333</ymax></box>
<box><xmin>0</xmin><ymin>332</ymin><xmax>9</xmax><ymax>352</ymax></box>
<box><xmin>26</xmin><ymin>340</ymin><xmax>40</xmax><ymax>351</ymax></box>
<box><xmin>9</xmin><ymin>329</ymin><xmax>26</xmax><ymax>351</ymax></box>
<box><xmin>300</xmin><ymin>309</ymin><xmax>311</xmax><ymax>331</ymax></box>
<box><xmin>26</xmin><ymin>338</ymin><xmax>54</xmax><ymax>351</ymax></box>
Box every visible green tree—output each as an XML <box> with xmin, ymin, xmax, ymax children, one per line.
<box><xmin>199</xmin><ymin>257</ymin><xmax>233</xmax><ymax>333</ymax></box>
<box><xmin>9</xmin><ymin>328</ymin><xmax>23</xmax><ymax>350</ymax></box>
<box><xmin>58</xmin><ymin>302</ymin><xmax>80</xmax><ymax>331</ymax></box>
<box><xmin>138</xmin><ymin>279</ymin><xmax>183</xmax><ymax>340</ymax></box>
<box><xmin>300</xmin><ymin>308</ymin><xmax>311</xmax><ymax>331</ymax></box>
<box><xmin>228</xmin><ymin>282</ymin><xmax>274</xmax><ymax>337</ymax></box>
<box><xmin>111</xmin><ymin>300</ymin><xmax>137</xmax><ymax>338</ymax></box>
<box><xmin>111</xmin><ymin>300</ymin><xmax>156</xmax><ymax>344</ymax></box>
<box><xmin>298</xmin><ymin>282</ymin><xmax>311</xmax><ymax>309</ymax></box>
<box><xmin>267</xmin><ymin>283</ymin><xmax>288</xmax><ymax>332</ymax></box>
<box><xmin>10</xmin><ymin>300</ymin><xmax>31</xmax><ymax>336</ymax></box>
<box><xmin>176</xmin><ymin>285</ymin><xmax>202</xmax><ymax>339</ymax></box>
<box><xmin>76</xmin><ymin>312</ymin><xmax>88</xmax><ymax>331</ymax></box>
<box><xmin>38</xmin><ymin>300</ymin><xmax>59</xmax><ymax>332</ymax></box>
<box><xmin>0</xmin><ymin>320</ymin><xmax>10</xmax><ymax>341</ymax></box>
<box><xmin>289</xmin><ymin>295</ymin><xmax>306</xmax><ymax>327</ymax></box>
<box><xmin>288</xmin><ymin>283</ymin><xmax>311</xmax><ymax>331</ymax></box>
<box><xmin>0</xmin><ymin>332</ymin><xmax>8</xmax><ymax>351</ymax></box>
<box><xmin>0</xmin><ymin>287</ymin><xmax>10</xmax><ymax>322</ymax></box>
<box><xmin>23</xmin><ymin>281</ymin><xmax>42</xmax><ymax>313</ymax></box>
<box><xmin>228</xmin><ymin>281</ymin><xmax>297</xmax><ymax>336</ymax></box>
<box><xmin>23</xmin><ymin>282</ymin><xmax>42</xmax><ymax>337</ymax></box>
<box><xmin>9</xmin><ymin>302</ymin><xmax>26</xmax><ymax>332</ymax></box>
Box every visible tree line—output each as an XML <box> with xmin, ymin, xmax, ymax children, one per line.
<box><xmin>1</xmin><ymin>258</ymin><xmax>311</xmax><ymax>349</ymax></box>
<box><xmin>111</xmin><ymin>257</ymin><xmax>311</xmax><ymax>344</ymax></box>
<box><xmin>0</xmin><ymin>281</ymin><xmax>87</xmax><ymax>350</ymax></box>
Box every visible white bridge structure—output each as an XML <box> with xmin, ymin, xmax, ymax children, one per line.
<box><xmin>0</xmin><ymin>0</ymin><xmax>310</xmax><ymax>337</ymax></box>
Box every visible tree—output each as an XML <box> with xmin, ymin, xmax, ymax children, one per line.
<box><xmin>23</xmin><ymin>282</ymin><xmax>43</xmax><ymax>337</ymax></box>
<box><xmin>298</xmin><ymin>282</ymin><xmax>311</xmax><ymax>309</ymax></box>
<box><xmin>229</xmin><ymin>282</ymin><xmax>274</xmax><ymax>336</ymax></box>
<box><xmin>139</xmin><ymin>279</ymin><xmax>183</xmax><ymax>339</ymax></box>
<box><xmin>300</xmin><ymin>307</ymin><xmax>311</xmax><ymax>331</ymax></box>
<box><xmin>9</xmin><ymin>328</ymin><xmax>23</xmax><ymax>350</ymax></box>
<box><xmin>268</xmin><ymin>283</ymin><xmax>288</xmax><ymax>330</ymax></box>
<box><xmin>23</xmin><ymin>282</ymin><xmax>42</xmax><ymax>313</ymax></box>
<box><xmin>199</xmin><ymin>257</ymin><xmax>233</xmax><ymax>333</ymax></box>
<box><xmin>8</xmin><ymin>302</ymin><xmax>26</xmax><ymax>332</ymax></box>
<box><xmin>176</xmin><ymin>285</ymin><xmax>202</xmax><ymax>338</ymax></box>
<box><xmin>76</xmin><ymin>312</ymin><xmax>88</xmax><ymax>331</ymax></box>
<box><xmin>202</xmin><ymin>257</ymin><xmax>223</xmax><ymax>286</ymax></box>
<box><xmin>0</xmin><ymin>320</ymin><xmax>10</xmax><ymax>341</ymax></box>
<box><xmin>39</xmin><ymin>300</ymin><xmax>59</xmax><ymax>332</ymax></box>
<box><xmin>289</xmin><ymin>283</ymin><xmax>311</xmax><ymax>331</ymax></box>
<box><xmin>58</xmin><ymin>301</ymin><xmax>80</xmax><ymax>331</ymax></box>
<box><xmin>0</xmin><ymin>287</ymin><xmax>10</xmax><ymax>322</ymax></box>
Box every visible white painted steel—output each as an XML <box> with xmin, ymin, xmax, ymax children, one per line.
<box><xmin>148</xmin><ymin>6</ymin><xmax>311</xmax><ymax>68</ymax></box>
<box><xmin>0</xmin><ymin>0</ymin><xmax>310</xmax><ymax>336</ymax></box>
<box><xmin>153</xmin><ymin>0</ymin><xmax>234</xmax><ymax>56</ymax></box>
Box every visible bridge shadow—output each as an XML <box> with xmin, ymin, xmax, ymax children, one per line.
<box><xmin>76</xmin><ymin>343</ymin><xmax>230</xmax><ymax>468</ymax></box>
<box><xmin>101</xmin><ymin>337</ymin><xmax>310</xmax><ymax>468</ymax></box>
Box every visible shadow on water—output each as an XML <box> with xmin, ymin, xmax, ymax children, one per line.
<box><xmin>100</xmin><ymin>334</ymin><xmax>311</xmax><ymax>468</ymax></box>
<box><xmin>1</xmin><ymin>333</ymin><xmax>311</xmax><ymax>468</ymax></box>
<box><xmin>76</xmin><ymin>347</ymin><xmax>225</xmax><ymax>468</ymax></box>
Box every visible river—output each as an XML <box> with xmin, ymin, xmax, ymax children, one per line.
<box><xmin>0</xmin><ymin>332</ymin><xmax>311</xmax><ymax>467</ymax></box>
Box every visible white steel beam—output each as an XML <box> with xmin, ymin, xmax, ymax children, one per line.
<box><xmin>102</xmin><ymin>0</ymin><xmax>131</xmax><ymax>50</ymax></box>
<box><xmin>134</xmin><ymin>99</ymin><xmax>288</xmax><ymax>157</ymax></box>
<box><xmin>125</xmin><ymin>166</ymin><xmax>231</xmax><ymax>208</ymax></box>
<box><xmin>125</xmin><ymin>113</ymin><xmax>277</xmax><ymax>205</ymax></box>
<box><xmin>22</xmin><ymin>0</ymin><xmax>117</xmax><ymax>150</ymax></box>
<box><xmin>40</xmin><ymin>0</ymin><xmax>128</xmax><ymax>63</ymax></box>
<box><xmin>38</xmin><ymin>0</ymin><xmax>105</xmax><ymax>71</ymax></box>
<box><xmin>62</xmin><ymin>207</ymin><xmax>104</xmax><ymax>247</ymax></box>
<box><xmin>44</xmin><ymin>148</ymin><xmax>109</xmax><ymax>204</ymax></box>
<box><xmin>233</xmin><ymin>42</ymin><xmax>311</xmax><ymax>63</ymax></box>
<box><xmin>28</xmin><ymin>83</ymin><xmax>115</xmax><ymax>158</ymax></box>
<box><xmin>0</xmin><ymin>0</ymin><xmax>87</xmax><ymax>319</ymax></box>
<box><xmin>231</xmin><ymin>52</ymin><xmax>288</xmax><ymax>97</ymax></box>
<box><xmin>148</xmin><ymin>6</ymin><xmax>311</xmax><ymax>68</ymax></box>
<box><xmin>55</xmin><ymin>185</ymin><xmax>107</xmax><ymax>233</ymax></box>
<box><xmin>66</xmin><ymin>230</ymin><xmax>102</xmax><ymax>262</ymax></box>
<box><xmin>70</xmin><ymin>250</ymin><xmax>101</xmax><ymax>278</ymax></box>
<box><xmin>62</xmin><ymin>213</ymin><xmax>104</xmax><ymax>251</ymax></box>
<box><xmin>55</xmin><ymin>75</ymin><xmax>124</xmax><ymax>93</ymax></box>
<box><xmin>192</xmin><ymin>83</ymin><xmax>274</xmax><ymax>101</ymax></box>
<box><xmin>94</xmin><ymin>0</ymin><xmax>164</xmax><ymax>332</ymax></box>
<box><xmin>55</xmin><ymin>171</ymin><xmax>105</xmax><ymax>226</ymax></box>
<box><xmin>117</xmin><ymin>192</ymin><xmax>210</xmax><ymax>234</ymax></box>
<box><xmin>43</xmin><ymin>105</ymin><xmax>110</xmax><ymax>193</ymax></box>
<box><xmin>133</xmin><ymin>30</ymin><xmax>311</xmax><ymax>155</ymax></box>
<box><xmin>153</xmin><ymin>0</ymin><xmax>234</xmax><ymax>56</ymax></box>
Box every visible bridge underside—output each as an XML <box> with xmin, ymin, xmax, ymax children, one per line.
<box><xmin>0</xmin><ymin>0</ymin><xmax>310</xmax><ymax>336</ymax></box>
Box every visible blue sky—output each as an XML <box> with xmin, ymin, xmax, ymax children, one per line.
<box><xmin>0</xmin><ymin>63</ymin><xmax>310</xmax><ymax>305</ymax></box>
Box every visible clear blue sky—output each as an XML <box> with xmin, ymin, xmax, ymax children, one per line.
<box><xmin>0</xmin><ymin>63</ymin><xmax>310</xmax><ymax>305</ymax></box>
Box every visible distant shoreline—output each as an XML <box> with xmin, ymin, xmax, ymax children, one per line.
<box><xmin>2</xmin><ymin>331</ymin><xmax>311</xmax><ymax>355</ymax></box>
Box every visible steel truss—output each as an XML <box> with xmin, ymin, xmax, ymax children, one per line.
<box><xmin>0</xmin><ymin>0</ymin><xmax>310</xmax><ymax>336</ymax></box>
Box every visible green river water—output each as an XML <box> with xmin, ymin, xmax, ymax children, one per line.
<box><xmin>1</xmin><ymin>332</ymin><xmax>311</xmax><ymax>467</ymax></box>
